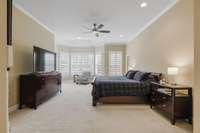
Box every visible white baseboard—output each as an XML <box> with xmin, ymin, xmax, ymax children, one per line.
<box><xmin>9</xmin><ymin>104</ymin><xmax>19</xmax><ymax>113</ymax></box>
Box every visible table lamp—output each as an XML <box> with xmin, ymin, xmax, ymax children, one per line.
<box><xmin>167</xmin><ymin>67</ymin><xmax>178</xmax><ymax>85</ymax></box>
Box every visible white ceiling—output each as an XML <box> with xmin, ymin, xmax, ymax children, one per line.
<box><xmin>14</xmin><ymin>0</ymin><xmax>177</xmax><ymax>46</ymax></box>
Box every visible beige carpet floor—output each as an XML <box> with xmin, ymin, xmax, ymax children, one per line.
<box><xmin>10</xmin><ymin>81</ymin><xmax>192</xmax><ymax>133</ymax></box>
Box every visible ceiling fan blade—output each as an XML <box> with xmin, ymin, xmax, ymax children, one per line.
<box><xmin>82</xmin><ymin>31</ymin><xmax>93</xmax><ymax>34</ymax></box>
<box><xmin>97</xmin><ymin>24</ymin><xmax>104</xmax><ymax>29</ymax></box>
<box><xmin>98</xmin><ymin>30</ymin><xmax>111</xmax><ymax>33</ymax></box>
<box><xmin>82</xmin><ymin>25</ymin><xmax>91</xmax><ymax>30</ymax></box>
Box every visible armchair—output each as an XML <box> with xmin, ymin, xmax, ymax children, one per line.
<box><xmin>76</xmin><ymin>71</ymin><xmax>93</xmax><ymax>84</ymax></box>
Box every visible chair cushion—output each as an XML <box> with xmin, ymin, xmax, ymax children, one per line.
<box><xmin>126</xmin><ymin>70</ymin><xmax>138</xmax><ymax>79</ymax></box>
<box><xmin>133</xmin><ymin>71</ymin><xmax>149</xmax><ymax>81</ymax></box>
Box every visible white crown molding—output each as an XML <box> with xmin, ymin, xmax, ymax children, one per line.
<box><xmin>128</xmin><ymin>0</ymin><xmax>179</xmax><ymax>43</ymax></box>
<box><xmin>13</xmin><ymin>2</ymin><xmax>54</xmax><ymax>34</ymax></box>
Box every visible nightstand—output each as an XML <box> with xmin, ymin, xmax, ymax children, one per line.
<box><xmin>150</xmin><ymin>82</ymin><xmax>192</xmax><ymax>125</ymax></box>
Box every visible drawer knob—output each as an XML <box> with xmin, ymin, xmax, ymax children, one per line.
<box><xmin>152</xmin><ymin>98</ymin><xmax>155</xmax><ymax>101</ymax></box>
<box><xmin>162</xmin><ymin>104</ymin><xmax>166</xmax><ymax>107</ymax></box>
<box><xmin>162</xmin><ymin>97</ymin><xmax>167</xmax><ymax>100</ymax></box>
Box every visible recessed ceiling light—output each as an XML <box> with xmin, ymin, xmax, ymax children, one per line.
<box><xmin>140</xmin><ymin>2</ymin><xmax>147</xmax><ymax>8</ymax></box>
<box><xmin>120</xmin><ymin>34</ymin><xmax>124</xmax><ymax>38</ymax></box>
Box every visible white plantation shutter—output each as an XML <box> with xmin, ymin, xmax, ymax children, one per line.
<box><xmin>59</xmin><ymin>52</ymin><xmax>69</xmax><ymax>77</ymax></box>
<box><xmin>95</xmin><ymin>52</ymin><xmax>104</xmax><ymax>75</ymax></box>
<box><xmin>109</xmin><ymin>51</ymin><xmax>122</xmax><ymax>76</ymax></box>
<box><xmin>71</xmin><ymin>52</ymin><xmax>94</xmax><ymax>76</ymax></box>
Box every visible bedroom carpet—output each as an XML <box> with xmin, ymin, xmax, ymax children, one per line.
<box><xmin>10</xmin><ymin>81</ymin><xmax>192</xmax><ymax>133</ymax></box>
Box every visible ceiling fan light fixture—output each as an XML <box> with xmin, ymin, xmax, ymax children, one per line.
<box><xmin>83</xmin><ymin>23</ymin><xmax>110</xmax><ymax>37</ymax></box>
<box><xmin>95</xmin><ymin>32</ymin><xmax>99</xmax><ymax>37</ymax></box>
<box><xmin>140</xmin><ymin>2</ymin><xmax>147</xmax><ymax>8</ymax></box>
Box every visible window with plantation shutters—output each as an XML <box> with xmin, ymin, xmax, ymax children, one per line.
<box><xmin>71</xmin><ymin>52</ymin><xmax>94</xmax><ymax>76</ymax></box>
<box><xmin>109</xmin><ymin>51</ymin><xmax>122</xmax><ymax>76</ymax></box>
<box><xmin>95</xmin><ymin>52</ymin><xmax>104</xmax><ymax>75</ymax></box>
<box><xmin>57</xmin><ymin>46</ymin><xmax>125</xmax><ymax>79</ymax></box>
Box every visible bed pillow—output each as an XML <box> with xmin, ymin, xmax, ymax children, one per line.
<box><xmin>133</xmin><ymin>71</ymin><xmax>149</xmax><ymax>81</ymax></box>
<box><xmin>144</xmin><ymin>73</ymin><xmax>162</xmax><ymax>82</ymax></box>
<box><xmin>126</xmin><ymin>70</ymin><xmax>138</xmax><ymax>79</ymax></box>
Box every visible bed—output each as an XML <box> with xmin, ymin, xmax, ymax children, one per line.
<box><xmin>91</xmin><ymin>71</ymin><xmax>162</xmax><ymax>106</ymax></box>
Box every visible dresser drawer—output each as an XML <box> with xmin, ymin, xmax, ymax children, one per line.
<box><xmin>152</xmin><ymin>91</ymin><xmax>172</xmax><ymax>112</ymax></box>
<box><xmin>151</xmin><ymin>90</ymin><xmax>170</xmax><ymax>101</ymax></box>
<box><xmin>157</xmin><ymin>100</ymin><xmax>171</xmax><ymax>112</ymax></box>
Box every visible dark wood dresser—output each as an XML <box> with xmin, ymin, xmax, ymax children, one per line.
<box><xmin>150</xmin><ymin>82</ymin><xmax>192</xmax><ymax>125</ymax></box>
<box><xmin>19</xmin><ymin>71</ymin><xmax>62</xmax><ymax>109</ymax></box>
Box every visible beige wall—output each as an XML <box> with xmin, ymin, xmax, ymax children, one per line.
<box><xmin>9</xmin><ymin>7</ymin><xmax>55</xmax><ymax>107</ymax></box>
<box><xmin>194</xmin><ymin>0</ymin><xmax>200</xmax><ymax>132</ymax></box>
<box><xmin>0</xmin><ymin>0</ymin><xmax>9</xmax><ymax>132</ymax></box>
<box><xmin>127</xmin><ymin>0</ymin><xmax>193</xmax><ymax>85</ymax></box>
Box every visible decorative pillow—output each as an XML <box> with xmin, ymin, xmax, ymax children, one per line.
<box><xmin>145</xmin><ymin>73</ymin><xmax>162</xmax><ymax>82</ymax></box>
<box><xmin>133</xmin><ymin>71</ymin><xmax>149</xmax><ymax>81</ymax></box>
<box><xmin>126</xmin><ymin>70</ymin><xmax>138</xmax><ymax>79</ymax></box>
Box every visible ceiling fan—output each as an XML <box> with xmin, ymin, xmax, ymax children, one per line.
<box><xmin>83</xmin><ymin>23</ymin><xmax>111</xmax><ymax>37</ymax></box>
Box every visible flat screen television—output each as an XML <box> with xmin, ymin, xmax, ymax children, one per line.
<box><xmin>33</xmin><ymin>46</ymin><xmax>56</xmax><ymax>72</ymax></box>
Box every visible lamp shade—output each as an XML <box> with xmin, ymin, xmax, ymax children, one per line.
<box><xmin>167</xmin><ymin>67</ymin><xmax>178</xmax><ymax>75</ymax></box>
<box><xmin>128</xmin><ymin>64</ymin><xmax>136</xmax><ymax>70</ymax></box>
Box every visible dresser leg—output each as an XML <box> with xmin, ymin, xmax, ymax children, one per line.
<box><xmin>92</xmin><ymin>101</ymin><xmax>96</xmax><ymax>106</ymax></box>
<box><xmin>189</xmin><ymin>117</ymin><xmax>193</xmax><ymax>124</ymax></box>
<box><xmin>19</xmin><ymin>104</ymin><xmax>22</xmax><ymax>110</ymax></box>
<box><xmin>171</xmin><ymin>88</ymin><xmax>175</xmax><ymax>125</ymax></box>
<box><xmin>34</xmin><ymin>105</ymin><xmax>37</xmax><ymax>110</ymax></box>
<box><xmin>171</xmin><ymin>118</ymin><xmax>175</xmax><ymax>125</ymax></box>
<box><xmin>32</xmin><ymin>103</ymin><xmax>37</xmax><ymax>110</ymax></box>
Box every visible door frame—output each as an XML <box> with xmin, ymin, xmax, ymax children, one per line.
<box><xmin>194</xmin><ymin>0</ymin><xmax>200</xmax><ymax>133</ymax></box>
<box><xmin>0</xmin><ymin>0</ymin><xmax>12</xmax><ymax>132</ymax></box>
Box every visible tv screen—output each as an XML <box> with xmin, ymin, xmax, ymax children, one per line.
<box><xmin>33</xmin><ymin>46</ymin><xmax>56</xmax><ymax>72</ymax></box>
